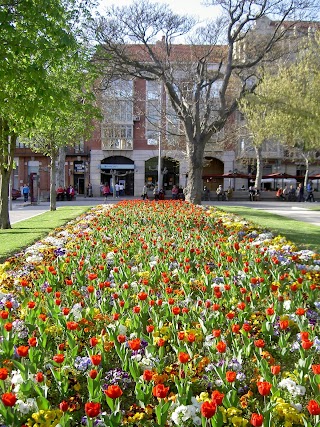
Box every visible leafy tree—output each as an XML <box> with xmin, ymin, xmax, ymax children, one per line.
<box><xmin>93</xmin><ymin>0</ymin><xmax>317</xmax><ymax>204</ymax></box>
<box><xmin>0</xmin><ymin>0</ymin><xmax>96</xmax><ymax>228</ymax></box>
<box><xmin>240</xmin><ymin>34</ymin><xmax>320</xmax><ymax>189</ymax></box>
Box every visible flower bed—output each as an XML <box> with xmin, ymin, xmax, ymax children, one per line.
<box><xmin>0</xmin><ymin>200</ymin><xmax>319</xmax><ymax>427</ymax></box>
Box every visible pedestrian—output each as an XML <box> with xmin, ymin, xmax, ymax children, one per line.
<box><xmin>119</xmin><ymin>182</ymin><xmax>124</xmax><ymax>196</ymax></box>
<box><xmin>297</xmin><ymin>183</ymin><xmax>304</xmax><ymax>202</ymax></box>
<box><xmin>103</xmin><ymin>183</ymin><xmax>110</xmax><ymax>201</ymax></box>
<box><xmin>115</xmin><ymin>183</ymin><xmax>120</xmax><ymax>198</ymax></box>
<box><xmin>159</xmin><ymin>188</ymin><xmax>165</xmax><ymax>200</ymax></box>
<box><xmin>249</xmin><ymin>186</ymin><xmax>254</xmax><ymax>201</ymax></box>
<box><xmin>276</xmin><ymin>187</ymin><xmax>286</xmax><ymax>201</ymax></box>
<box><xmin>141</xmin><ymin>184</ymin><xmax>148</xmax><ymax>200</ymax></box>
<box><xmin>87</xmin><ymin>183</ymin><xmax>93</xmax><ymax>197</ymax></box>
<box><xmin>171</xmin><ymin>185</ymin><xmax>179</xmax><ymax>200</ymax></box>
<box><xmin>306</xmin><ymin>181</ymin><xmax>315</xmax><ymax>202</ymax></box>
<box><xmin>67</xmin><ymin>185</ymin><xmax>75</xmax><ymax>201</ymax></box>
<box><xmin>22</xmin><ymin>184</ymin><xmax>30</xmax><ymax>202</ymax></box>
<box><xmin>226</xmin><ymin>186</ymin><xmax>233</xmax><ymax>200</ymax></box>
<box><xmin>153</xmin><ymin>185</ymin><xmax>159</xmax><ymax>201</ymax></box>
<box><xmin>216</xmin><ymin>185</ymin><xmax>223</xmax><ymax>201</ymax></box>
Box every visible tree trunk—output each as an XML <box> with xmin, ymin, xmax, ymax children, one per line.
<box><xmin>57</xmin><ymin>146</ymin><xmax>66</xmax><ymax>187</ymax></box>
<box><xmin>0</xmin><ymin>124</ymin><xmax>16</xmax><ymax>229</ymax></box>
<box><xmin>50</xmin><ymin>153</ymin><xmax>58</xmax><ymax>211</ymax></box>
<box><xmin>303</xmin><ymin>155</ymin><xmax>309</xmax><ymax>189</ymax></box>
<box><xmin>0</xmin><ymin>171</ymin><xmax>11</xmax><ymax>229</ymax></box>
<box><xmin>185</xmin><ymin>140</ymin><xmax>206</xmax><ymax>205</ymax></box>
<box><xmin>254</xmin><ymin>145</ymin><xmax>263</xmax><ymax>190</ymax></box>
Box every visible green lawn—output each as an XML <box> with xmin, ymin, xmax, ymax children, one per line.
<box><xmin>0</xmin><ymin>206</ymin><xmax>92</xmax><ymax>262</ymax></box>
<box><xmin>218</xmin><ymin>206</ymin><xmax>320</xmax><ymax>253</ymax></box>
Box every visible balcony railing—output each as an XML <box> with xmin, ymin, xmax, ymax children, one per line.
<box><xmin>102</xmin><ymin>139</ymin><xmax>133</xmax><ymax>151</ymax></box>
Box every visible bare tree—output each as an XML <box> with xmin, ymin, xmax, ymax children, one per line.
<box><xmin>93</xmin><ymin>0</ymin><xmax>318</xmax><ymax>204</ymax></box>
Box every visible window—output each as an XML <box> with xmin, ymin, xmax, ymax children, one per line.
<box><xmin>102</xmin><ymin>124</ymin><xmax>133</xmax><ymax>150</ymax></box>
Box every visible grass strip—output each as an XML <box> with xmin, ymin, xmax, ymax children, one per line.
<box><xmin>0</xmin><ymin>206</ymin><xmax>92</xmax><ymax>262</ymax></box>
<box><xmin>218</xmin><ymin>205</ymin><xmax>320</xmax><ymax>253</ymax></box>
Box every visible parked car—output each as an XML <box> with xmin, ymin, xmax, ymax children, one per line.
<box><xmin>12</xmin><ymin>188</ymin><xmax>22</xmax><ymax>200</ymax></box>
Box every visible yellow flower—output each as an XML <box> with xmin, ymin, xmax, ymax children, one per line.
<box><xmin>196</xmin><ymin>392</ymin><xmax>210</xmax><ymax>402</ymax></box>
<box><xmin>226</xmin><ymin>407</ymin><xmax>242</xmax><ymax>417</ymax></box>
<box><xmin>230</xmin><ymin>416</ymin><xmax>249</xmax><ymax>427</ymax></box>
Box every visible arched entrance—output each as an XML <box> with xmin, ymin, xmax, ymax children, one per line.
<box><xmin>202</xmin><ymin>157</ymin><xmax>224</xmax><ymax>191</ymax></box>
<box><xmin>101</xmin><ymin>156</ymin><xmax>134</xmax><ymax>195</ymax></box>
<box><xmin>145</xmin><ymin>157</ymin><xmax>180</xmax><ymax>192</ymax></box>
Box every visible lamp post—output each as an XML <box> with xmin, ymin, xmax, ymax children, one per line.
<box><xmin>158</xmin><ymin>131</ymin><xmax>162</xmax><ymax>188</ymax></box>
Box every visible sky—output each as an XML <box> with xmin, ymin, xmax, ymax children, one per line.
<box><xmin>97</xmin><ymin>0</ymin><xmax>220</xmax><ymax>23</ymax></box>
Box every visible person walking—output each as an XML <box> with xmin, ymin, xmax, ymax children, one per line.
<box><xmin>115</xmin><ymin>183</ymin><xmax>120</xmax><ymax>198</ymax></box>
<box><xmin>141</xmin><ymin>184</ymin><xmax>148</xmax><ymax>200</ymax></box>
<box><xmin>103</xmin><ymin>184</ymin><xmax>110</xmax><ymax>201</ymax></box>
<box><xmin>306</xmin><ymin>181</ymin><xmax>315</xmax><ymax>202</ymax></box>
<box><xmin>297</xmin><ymin>183</ymin><xmax>304</xmax><ymax>202</ymax></box>
<box><xmin>153</xmin><ymin>185</ymin><xmax>159</xmax><ymax>201</ymax></box>
<box><xmin>22</xmin><ymin>184</ymin><xmax>30</xmax><ymax>202</ymax></box>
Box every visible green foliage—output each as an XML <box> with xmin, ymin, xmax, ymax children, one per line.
<box><xmin>240</xmin><ymin>34</ymin><xmax>320</xmax><ymax>152</ymax></box>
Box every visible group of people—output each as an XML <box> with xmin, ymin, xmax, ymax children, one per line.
<box><xmin>215</xmin><ymin>185</ymin><xmax>233</xmax><ymax>201</ymax></box>
<box><xmin>56</xmin><ymin>185</ymin><xmax>75</xmax><ymax>201</ymax></box>
<box><xmin>141</xmin><ymin>184</ymin><xmax>185</xmax><ymax>201</ymax></box>
<box><xmin>102</xmin><ymin>182</ymin><xmax>125</xmax><ymax>200</ymax></box>
<box><xmin>276</xmin><ymin>182</ymin><xmax>315</xmax><ymax>202</ymax></box>
<box><xmin>248</xmin><ymin>186</ymin><xmax>260</xmax><ymax>201</ymax></box>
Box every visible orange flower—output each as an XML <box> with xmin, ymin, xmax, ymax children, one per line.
<box><xmin>90</xmin><ymin>355</ymin><xmax>102</xmax><ymax>366</ymax></box>
<box><xmin>201</xmin><ymin>401</ymin><xmax>217</xmax><ymax>418</ymax></box>
<box><xmin>307</xmin><ymin>400</ymin><xmax>320</xmax><ymax>415</ymax></box>
<box><xmin>152</xmin><ymin>384</ymin><xmax>169</xmax><ymax>398</ymax></box>
<box><xmin>254</xmin><ymin>339</ymin><xmax>265</xmax><ymax>348</ymax></box>
<box><xmin>270</xmin><ymin>365</ymin><xmax>281</xmax><ymax>375</ymax></box>
<box><xmin>279</xmin><ymin>320</ymin><xmax>289</xmax><ymax>330</ymax></box>
<box><xmin>216</xmin><ymin>341</ymin><xmax>227</xmax><ymax>353</ymax></box>
<box><xmin>211</xmin><ymin>390</ymin><xmax>224</xmax><ymax>405</ymax></box>
<box><xmin>257</xmin><ymin>381</ymin><xmax>272</xmax><ymax>396</ymax></box>
<box><xmin>311</xmin><ymin>365</ymin><xmax>320</xmax><ymax>374</ymax></box>
<box><xmin>85</xmin><ymin>402</ymin><xmax>101</xmax><ymax>418</ymax></box>
<box><xmin>178</xmin><ymin>352</ymin><xmax>190</xmax><ymax>364</ymax></box>
<box><xmin>0</xmin><ymin>368</ymin><xmax>8</xmax><ymax>380</ymax></box>
<box><xmin>1</xmin><ymin>392</ymin><xmax>17</xmax><ymax>407</ymax></box>
<box><xmin>226</xmin><ymin>371</ymin><xmax>237</xmax><ymax>382</ymax></box>
<box><xmin>301</xmin><ymin>340</ymin><xmax>313</xmax><ymax>350</ymax></box>
<box><xmin>128</xmin><ymin>338</ymin><xmax>141</xmax><ymax>350</ymax></box>
<box><xmin>143</xmin><ymin>370</ymin><xmax>154</xmax><ymax>381</ymax></box>
<box><xmin>104</xmin><ymin>385</ymin><xmax>123</xmax><ymax>399</ymax></box>
<box><xmin>16</xmin><ymin>346</ymin><xmax>29</xmax><ymax>357</ymax></box>
<box><xmin>53</xmin><ymin>354</ymin><xmax>65</xmax><ymax>364</ymax></box>
<box><xmin>295</xmin><ymin>308</ymin><xmax>306</xmax><ymax>316</ymax></box>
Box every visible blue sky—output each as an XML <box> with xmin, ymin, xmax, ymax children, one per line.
<box><xmin>98</xmin><ymin>0</ymin><xmax>220</xmax><ymax>22</ymax></box>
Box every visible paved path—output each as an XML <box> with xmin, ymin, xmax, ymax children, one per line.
<box><xmin>9</xmin><ymin>197</ymin><xmax>320</xmax><ymax>227</ymax></box>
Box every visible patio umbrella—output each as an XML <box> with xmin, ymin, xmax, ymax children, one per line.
<box><xmin>262</xmin><ymin>172</ymin><xmax>297</xmax><ymax>189</ymax></box>
<box><xmin>222</xmin><ymin>172</ymin><xmax>250</xmax><ymax>189</ymax></box>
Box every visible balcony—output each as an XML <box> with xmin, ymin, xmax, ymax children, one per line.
<box><xmin>102</xmin><ymin>138</ymin><xmax>133</xmax><ymax>151</ymax></box>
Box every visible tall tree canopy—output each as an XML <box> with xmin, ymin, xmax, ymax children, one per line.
<box><xmin>93</xmin><ymin>0</ymin><xmax>318</xmax><ymax>204</ymax></box>
<box><xmin>240</xmin><ymin>34</ymin><xmax>320</xmax><ymax>187</ymax></box>
<box><xmin>0</xmin><ymin>0</ymin><xmax>97</xmax><ymax>228</ymax></box>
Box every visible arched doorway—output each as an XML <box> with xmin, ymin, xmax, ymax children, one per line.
<box><xmin>202</xmin><ymin>157</ymin><xmax>224</xmax><ymax>191</ymax></box>
<box><xmin>145</xmin><ymin>157</ymin><xmax>180</xmax><ymax>192</ymax></box>
<box><xmin>101</xmin><ymin>156</ymin><xmax>134</xmax><ymax>195</ymax></box>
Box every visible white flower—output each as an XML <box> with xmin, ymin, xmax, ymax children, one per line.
<box><xmin>16</xmin><ymin>398</ymin><xmax>37</xmax><ymax>414</ymax></box>
<box><xmin>283</xmin><ymin>300</ymin><xmax>291</xmax><ymax>311</ymax></box>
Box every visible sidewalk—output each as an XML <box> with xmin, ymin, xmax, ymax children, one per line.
<box><xmin>9</xmin><ymin>197</ymin><xmax>320</xmax><ymax>227</ymax></box>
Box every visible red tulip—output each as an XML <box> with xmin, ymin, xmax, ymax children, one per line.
<box><xmin>211</xmin><ymin>390</ymin><xmax>224</xmax><ymax>406</ymax></box>
<box><xmin>250</xmin><ymin>413</ymin><xmax>264</xmax><ymax>426</ymax></box>
<box><xmin>311</xmin><ymin>364</ymin><xmax>320</xmax><ymax>374</ymax></box>
<box><xmin>85</xmin><ymin>402</ymin><xmax>101</xmax><ymax>418</ymax></box>
<box><xmin>226</xmin><ymin>371</ymin><xmax>237</xmax><ymax>382</ymax></box>
<box><xmin>307</xmin><ymin>400</ymin><xmax>320</xmax><ymax>415</ymax></box>
<box><xmin>53</xmin><ymin>354</ymin><xmax>65</xmax><ymax>364</ymax></box>
<box><xmin>89</xmin><ymin>370</ymin><xmax>98</xmax><ymax>379</ymax></box>
<box><xmin>60</xmin><ymin>401</ymin><xmax>69</xmax><ymax>412</ymax></box>
<box><xmin>143</xmin><ymin>370</ymin><xmax>153</xmax><ymax>381</ymax></box>
<box><xmin>35</xmin><ymin>372</ymin><xmax>44</xmax><ymax>382</ymax></box>
<box><xmin>178</xmin><ymin>352</ymin><xmax>190</xmax><ymax>363</ymax></box>
<box><xmin>1</xmin><ymin>392</ymin><xmax>17</xmax><ymax>407</ymax></box>
<box><xmin>128</xmin><ymin>338</ymin><xmax>141</xmax><ymax>350</ymax></box>
<box><xmin>201</xmin><ymin>401</ymin><xmax>217</xmax><ymax>418</ymax></box>
<box><xmin>104</xmin><ymin>385</ymin><xmax>123</xmax><ymax>399</ymax></box>
<box><xmin>216</xmin><ymin>341</ymin><xmax>227</xmax><ymax>353</ymax></box>
<box><xmin>16</xmin><ymin>346</ymin><xmax>29</xmax><ymax>357</ymax></box>
<box><xmin>257</xmin><ymin>381</ymin><xmax>272</xmax><ymax>396</ymax></box>
<box><xmin>0</xmin><ymin>368</ymin><xmax>8</xmax><ymax>380</ymax></box>
<box><xmin>152</xmin><ymin>384</ymin><xmax>169</xmax><ymax>398</ymax></box>
<box><xmin>90</xmin><ymin>355</ymin><xmax>102</xmax><ymax>366</ymax></box>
